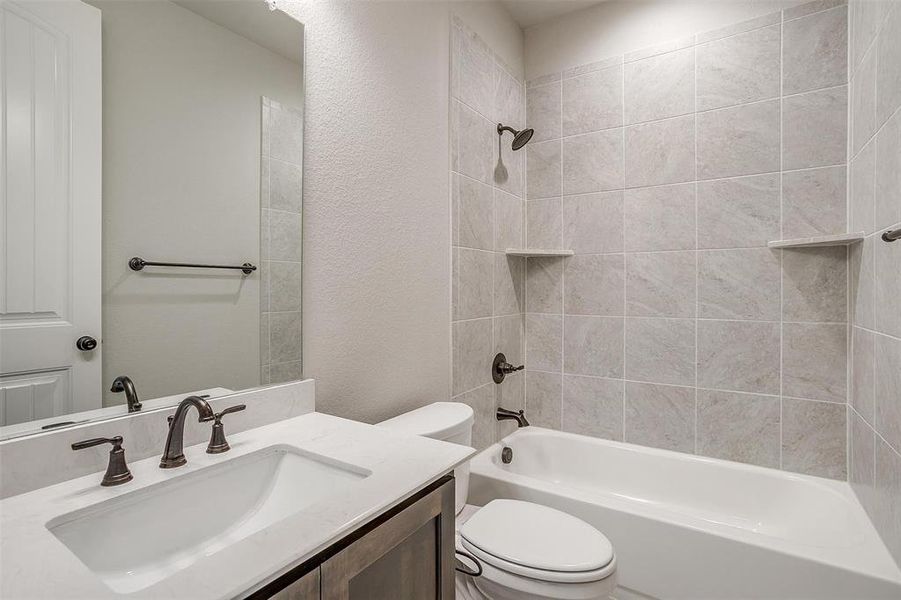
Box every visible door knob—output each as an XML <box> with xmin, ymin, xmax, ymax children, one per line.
<box><xmin>76</xmin><ymin>336</ymin><xmax>98</xmax><ymax>351</ymax></box>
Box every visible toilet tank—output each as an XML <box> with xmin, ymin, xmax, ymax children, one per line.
<box><xmin>379</xmin><ymin>402</ymin><xmax>474</xmax><ymax>514</ymax></box>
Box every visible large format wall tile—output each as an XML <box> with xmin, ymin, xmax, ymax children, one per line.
<box><xmin>452</xmin><ymin>100</ymin><xmax>494</xmax><ymax>184</ymax></box>
<box><xmin>563</xmin><ymin>66</ymin><xmax>623</xmax><ymax>135</ymax></box>
<box><xmin>782</xmin><ymin>397</ymin><xmax>847</xmax><ymax>478</ymax></box>
<box><xmin>495</xmin><ymin>189</ymin><xmax>523</xmax><ymax>250</ymax></box>
<box><xmin>494</xmin><ymin>314</ymin><xmax>524</xmax><ymax>365</ymax></box>
<box><xmin>783</xmin><ymin>5</ymin><xmax>848</xmax><ymax>95</ymax></box>
<box><xmin>452</xmin><ymin>20</ymin><xmax>494</xmax><ymax>118</ymax></box>
<box><xmin>624</xmin><ymin>183</ymin><xmax>696</xmax><ymax>251</ymax></box>
<box><xmin>782</xmin><ymin>166</ymin><xmax>847</xmax><ymax>238</ymax></box>
<box><xmin>564</xmin><ymin>315</ymin><xmax>625</xmax><ymax>378</ymax></box>
<box><xmin>625</xmin><ymin>381</ymin><xmax>695</xmax><ymax>452</ymax></box>
<box><xmin>875</xmin><ymin>224</ymin><xmax>901</xmax><ymax>339</ymax></box>
<box><xmin>563</xmin><ymin>129</ymin><xmax>624</xmax><ymax>194</ymax></box>
<box><xmin>454</xmin><ymin>248</ymin><xmax>493</xmax><ymax>320</ymax></box>
<box><xmin>782</xmin><ymin>246</ymin><xmax>848</xmax><ymax>322</ymax></box>
<box><xmin>562</xmin><ymin>375</ymin><xmax>624</xmax><ymax>440</ymax></box>
<box><xmin>875</xmin><ymin>333</ymin><xmax>901</xmax><ymax>451</ymax></box>
<box><xmin>875</xmin><ymin>110</ymin><xmax>901</xmax><ymax>229</ymax></box>
<box><xmin>625</xmin><ymin>47</ymin><xmax>695</xmax><ymax>124</ymax></box>
<box><xmin>782</xmin><ymin>87</ymin><xmax>848</xmax><ymax>170</ymax></box>
<box><xmin>697</xmin><ymin>320</ymin><xmax>780</xmax><ymax>394</ymax></box>
<box><xmin>850</xmin><ymin>0</ymin><xmax>887</xmax><ymax>73</ymax></box>
<box><xmin>851</xmin><ymin>326</ymin><xmax>876</xmax><ymax>423</ymax></box>
<box><xmin>625</xmin><ymin>317</ymin><xmax>695</xmax><ymax>386</ymax></box>
<box><xmin>527</xmin><ymin>198</ymin><xmax>562</xmax><ymax>248</ymax></box>
<box><xmin>873</xmin><ymin>439</ymin><xmax>901</xmax><ymax>565</ymax></box>
<box><xmin>525</xmin><ymin>313</ymin><xmax>562</xmax><ymax>372</ymax></box>
<box><xmin>455</xmin><ymin>384</ymin><xmax>496</xmax><ymax>451</ymax></box>
<box><xmin>563</xmin><ymin>192</ymin><xmax>624</xmax><ymax>254</ymax></box>
<box><xmin>850</xmin><ymin>137</ymin><xmax>876</xmax><ymax>234</ymax></box>
<box><xmin>626</xmin><ymin>251</ymin><xmax>696</xmax><ymax>318</ymax></box>
<box><xmin>494</xmin><ymin>254</ymin><xmax>524</xmax><ymax>316</ymax></box>
<box><xmin>625</xmin><ymin>115</ymin><xmax>695</xmax><ymax>187</ymax></box>
<box><xmin>527</xmin><ymin>140</ymin><xmax>562</xmax><ymax>199</ymax></box>
<box><xmin>697</xmin><ymin>100</ymin><xmax>780</xmax><ymax>179</ymax></box>
<box><xmin>697</xmin><ymin>389</ymin><xmax>780</xmax><ymax>468</ymax></box>
<box><xmin>565</xmin><ymin>254</ymin><xmax>625</xmax><ymax>316</ymax></box>
<box><xmin>850</xmin><ymin>408</ymin><xmax>876</xmax><ymax>514</ymax></box>
<box><xmin>527</xmin><ymin>81</ymin><xmax>562</xmax><ymax>143</ymax></box>
<box><xmin>526</xmin><ymin>370</ymin><xmax>562</xmax><ymax>428</ymax></box>
<box><xmin>851</xmin><ymin>44</ymin><xmax>877</xmax><ymax>157</ymax></box>
<box><xmin>850</xmin><ymin>235</ymin><xmax>876</xmax><ymax>330</ymax></box>
<box><xmin>696</xmin><ymin>24</ymin><xmax>781</xmax><ymax>111</ymax></box>
<box><xmin>526</xmin><ymin>256</ymin><xmax>563</xmax><ymax>313</ymax></box>
<box><xmin>697</xmin><ymin>174</ymin><xmax>780</xmax><ymax>248</ymax></box>
<box><xmin>698</xmin><ymin>248</ymin><xmax>781</xmax><ymax>320</ymax></box>
<box><xmin>876</xmin><ymin>5</ymin><xmax>901</xmax><ymax>126</ymax></box>
<box><xmin>782</xmin><ymin>322</ymin><xmax>848</xmax><ymax>403</ymax></box>
<box><xmin>454</xmin><ymin>174</ymin><xmax>493</xmax><ymax>250</ymax></box>
<box><xmin>453</xmin><ymin>319</ymin><xmax>491</xmax><ymax>395</ymax></box>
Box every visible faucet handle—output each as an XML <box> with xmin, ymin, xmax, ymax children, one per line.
<box><xmin>72</xmin><ymin>436</ymin><xmax>133</xmax><ymax>486</ymax></box>
<box><xmin>206</xmin><ymin>404</ymin><xmax>246</xmax><ymax>454</ymax></box>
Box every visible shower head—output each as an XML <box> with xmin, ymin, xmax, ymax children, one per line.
<box><xmin>497</xmin><ymin>123</ymin><xmax>534</xmax><ymax>151</ymax></box>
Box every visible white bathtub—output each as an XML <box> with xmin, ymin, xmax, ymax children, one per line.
<box><xmin>468</xmin><ymin>427</ymin><xmax>901</xmax><ymax>599</ymax></box>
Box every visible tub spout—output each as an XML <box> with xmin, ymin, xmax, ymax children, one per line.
<box><xmin>497</xmin><ymin>407</ymin><xmax>529</xmax><ymax>428</ymax></box>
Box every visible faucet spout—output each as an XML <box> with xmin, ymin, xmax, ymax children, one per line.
<box><xmin>110</xmin><ymin>376</ymin><xmax>142</xmax><ymax>412</ymax></box>
<box><xmin>160</xmin><ymin>396</ymin><xmax>215</xmax><ymax>468</ymax></box>
<box><xmin>496</xmin><ymin>407</ymin><xmax>530</xmax><ymax>428</ymax></box>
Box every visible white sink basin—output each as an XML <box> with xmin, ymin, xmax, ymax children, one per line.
<box><xmin>46</xmin><ymin>445</ymin><xmax>370</xmax><ymax>594</ymax></box>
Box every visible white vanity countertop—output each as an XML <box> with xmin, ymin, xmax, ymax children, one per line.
<box><xmin>0</xmin><ymin>412</ymin><xmax>474</xmax><ymax>599</ymax></box>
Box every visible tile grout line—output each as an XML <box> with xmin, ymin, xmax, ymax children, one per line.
<box><xmin>779</xmin><ymin>7</ymin><xmax>785</xmax><ymax>470</ymax></box>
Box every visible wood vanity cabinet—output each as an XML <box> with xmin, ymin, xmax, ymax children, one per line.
<box><xmin>249</xmin><ymin>475</ymin><xmax>455</xmax><ymax>600</ymax></box>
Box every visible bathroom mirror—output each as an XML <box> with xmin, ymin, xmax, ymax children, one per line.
<box><xmin>0</xmin><ymin>0</ymin><xmax>304</xmax><ymax>440</ymax></box>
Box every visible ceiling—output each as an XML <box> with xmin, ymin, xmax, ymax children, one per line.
<box><xmin>500</xmin><ymin>0</ymin><xmax>607</xmax><ymax>28</ymax></box>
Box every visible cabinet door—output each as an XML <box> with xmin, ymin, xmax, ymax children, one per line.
<box><xmin>320</xmin><ymin>478</ymin><xmax>455</xmax><ymax>600</ymax></box>
<box><xmin>268</xmin><ymin>567</ymin><xmax>319</xmax><ymax>600</ymax></box>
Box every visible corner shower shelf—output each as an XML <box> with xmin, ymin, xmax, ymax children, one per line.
<box><xmin>505</xmin><ymin>248</ymin><xmax>574</xmax><ymax>257</ymax></box>
<box><xmin>767</xmin><ymin>232</ymin><xmax>865</xmax><ymax>249</ymax></box>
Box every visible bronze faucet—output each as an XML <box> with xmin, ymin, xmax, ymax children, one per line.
<box><xmin>160</xmin><ymin>396</ymin><xmax>215</xmax><ymax>468</ymax></box>
<box><xmin>110</xmin><ymin>375</ymin><xmax>142</xmax><ymax>412</ymax></box>
<box><xmin>72</xmin><ymin>436</ymin><xmax>133</xmax><ymax>486</ymax></box>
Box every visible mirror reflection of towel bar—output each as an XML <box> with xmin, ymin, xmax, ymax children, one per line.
<box><xmin>128</xmin><ymin>257</ymin><xmax>256</xmax><ymax>275</ymax></box>
<box><xmin>883</xmin><ymin>226</ymin><xmax>901</xmax><ymax>243</ymax></box>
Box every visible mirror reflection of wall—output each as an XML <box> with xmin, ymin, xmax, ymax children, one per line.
<box><xmin>0</xmin><ymin>0</ymin><xmax>304</xmax><ymax>440</ymax></box>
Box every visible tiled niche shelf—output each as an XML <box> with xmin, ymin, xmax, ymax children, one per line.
<box><xmin>767</xmin><ymin>232</ymin><xmax>865</xmax><ymax>249</ymax></box>
<box><xmin>505</xmin><ymin>248</ymin><xmax>575</xmax><ymax>257</ymax></box>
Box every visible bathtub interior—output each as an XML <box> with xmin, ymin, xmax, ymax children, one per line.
<box><xmin>470</xmin><ymin>427</ymin><xmax>901</xmax><ymax>588</ymax></box>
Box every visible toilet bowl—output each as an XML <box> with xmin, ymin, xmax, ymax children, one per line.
<box><xmin>379</xmin><ymin>403</ymin><xmax>617</xmax><ymax>600</ymax></box>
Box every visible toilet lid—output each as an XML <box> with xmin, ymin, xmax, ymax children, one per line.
<box><xmin>460</xmin><ymin>499</ymin><xmax>614</xmax><ymax>574</ymax></box>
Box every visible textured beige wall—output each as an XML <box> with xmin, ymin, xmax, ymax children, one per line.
<box><xmin>281</xmin><ymin>1</ymin><xmax>522</xmax><ymax>423</ymax></box>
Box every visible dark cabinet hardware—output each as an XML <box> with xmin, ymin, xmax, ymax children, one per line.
<box><xmin>75</xmin><ymin>336</ymin><xmax>97</xmax><ymax>351</ymax></box>
<box><xmin>496</xmin><ymin>407</ymin><xmax>530</xmax><ymax>428</ymax></box>
<box><xmin>110</xmin><ymin>375</ymin><xmax>142</xmax><ymax>412</ymax></box>
<box><xmin>129</xmin><ymin>256</ymin><xmax>256</xmax><ymax>275</ymax></box>
<box><xmin>883</xmin><ymin>226</ymin><xmax>901</xmax><ymax>243</ymax></box>
<box><xmin>71</xmin><ymin>436</ymin><xmax>133</xmax><ymax>486</ymax></box>
<box><xmin>160</xmin><ymin>396</ymin><xmax>215</xmax><ymax>468</ymax></box>
<box><xmin>206</xmin><ymin>404</ymin><xmax>246</xmax><ymax>454</ymax></box>
<box><xmin>492</xmin><ymin>352</ymin><xmax>524</xmax><ymax>384</ymax></box>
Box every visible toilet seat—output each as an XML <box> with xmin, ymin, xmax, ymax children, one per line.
<box><xmin>460</xmin><ymin>499</ymin><xmax>616</xmax><ymax>584</ymax></box>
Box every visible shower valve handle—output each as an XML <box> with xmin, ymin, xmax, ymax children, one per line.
<box><xmin>492</xmin><ymin>353</ymin><xmax>524</xmax><ymax>384</ymax></box>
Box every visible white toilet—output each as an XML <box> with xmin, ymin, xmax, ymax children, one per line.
<box><xmin>380</xmin><ymin>402</ymin><xmax>617</xmax><ymax>600</ymax></box>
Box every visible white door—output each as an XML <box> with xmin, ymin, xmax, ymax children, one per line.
<box><xmin>0</xmin><ymin>0</ymin><xmax>101</xmax><ymax>425</ymax></box>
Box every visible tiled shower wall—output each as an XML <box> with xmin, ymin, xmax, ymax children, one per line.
<box><xmin>260</xmin><ymin>97</ymin><xmax>304</xmax><ymax>385</ymax></box>
<box><xmin>523</xmin><ymin>1</ymin><xmax>853</xmax><ymax>478</ymax></box>
<box><xmin>450</xmin><ymin>18</ymin><xmax>527</xmax><ymax>449</ymax></box>
<box><xmin>847</xmin><ymin>0</ymin><xmax>901</xmax><ymax>567</ymax></box>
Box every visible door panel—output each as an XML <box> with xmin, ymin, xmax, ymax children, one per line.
<box><xmin>0</xmin><ymin>0</ymin><xmax>101</xmax><ymax>414</ymax></box>
<box><xmin>0</xmin><ymin>369</ymin><xmax>71</xmax><ymax>425</ymax></box>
